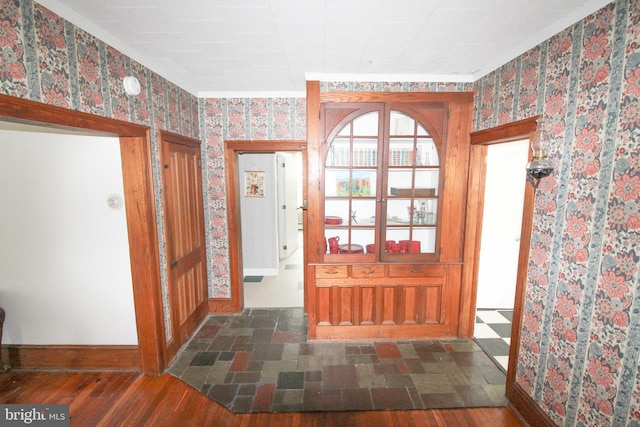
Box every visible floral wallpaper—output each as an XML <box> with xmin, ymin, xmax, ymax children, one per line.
<box><xmin>475</xmin><ymin>0</ymin><xmax>640</xmax><ymax>425</ymax></box>
<box><xmin>3</xmin><ymin>2</ymin><xmax>639</xmax><ymax>423</ymax></box>
<box><xmin>0</xmin><ymin>0</ymin><xmax>200</xmax><ymax>342</ymax></box>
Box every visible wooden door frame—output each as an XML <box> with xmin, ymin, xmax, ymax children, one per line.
<box><xmin>0</xmin><ymin>94</ymin><xmax>166</xmax><ymax>376</ymax></box>
<box><xmin>159</xmin><ymin>130</ymin><xmax>209</xmax><ymax>363</ymax></box>
<box><xmin>215</xmin><ymin>140</ymin><xmax>307</xmax><ymax>314</ymax></box>
<box><xmin>465</xmin><ymin>116</ymin><xmax>540</xmax><ymax>400</ymax></box>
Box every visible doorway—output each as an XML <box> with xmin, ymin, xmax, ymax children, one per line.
<box><xmin>239</xmin><ymin>151</ymin><xmax>304</xmax><ymax>308</ymax></box>
<box><xmin>473</xmin><ymin>139</ymin><xmax>529</xmax><ymax>372</ymax></box>
<box><xmin>0</xmin><ymin>94</ymin><xmax>165</xmax><ymax>375</ymax></box>
<box><xmin>467</xmin><ymin>116</ymin><xmax>538</xmax><ymax>401</ymax></box>
<box><xmin>223</xmin><ymin>140</ymin><xmax>307</xmax><ymax>313</ymax></box>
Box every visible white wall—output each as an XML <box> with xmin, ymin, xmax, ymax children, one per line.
<box><xmin>476</xmin><ymin>140</ymin><xmax>529</xmax><ymax>309</ymax></box>
<box><xmin>239</xmin><ymin>153</ymin><xmax>279</xmax><ymax>276</ymax></box>
<box><xmin>0</xmin><ymin>124</ymin><xmax>137</xmax><ymax>345</ymax></box>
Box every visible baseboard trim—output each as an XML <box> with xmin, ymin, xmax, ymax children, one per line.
<box><xmin>1</xmin><ymin>345</ymin><xmax>139</xmax><ymax>370</ymax></box>
<box><xmin>243</xmin><ymin>268</ymin><xmax>279</xmax><ymax>276</ymax></box>
<box><xmin>509</xmin><ymin>381</ymin><xmax>556</xmax><ymax>427</ymax></box>
<box><xmin>208</xmin><ymin>298</ymin><xmax>240</xmax><ymax>314</ymax></box>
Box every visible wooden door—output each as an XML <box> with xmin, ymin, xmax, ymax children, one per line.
<box><xmin>277</xmin><ymin>153</ymin><xmax>300</xmax><ymax>259</ymax></box>
<box><xmin>161</xmin><ymin>131</ymin><xmax>208</xmax><ymax>351</ymax></box>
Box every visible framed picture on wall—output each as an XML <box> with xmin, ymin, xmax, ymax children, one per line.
<box><xmin>244</xmin><ymin>170</ymin><xmax>265</xmax><ymax>197</ymax></box>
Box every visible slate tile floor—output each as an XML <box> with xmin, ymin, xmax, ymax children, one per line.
<box><xmin>168</xmin><ymin>308</ymin><xmax>508</xmax><ymax>413</ymax></box>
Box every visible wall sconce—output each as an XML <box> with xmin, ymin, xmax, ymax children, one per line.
<box><xmin>526</xmin><ymin>118</ymin><xmax>554</xmax><ymax>189</ymax></box>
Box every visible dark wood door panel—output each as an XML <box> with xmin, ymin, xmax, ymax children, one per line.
<box><xmin>161</xmin><ymin>131</ymin><xmax>208</xmax><ymax>352</ymax></box>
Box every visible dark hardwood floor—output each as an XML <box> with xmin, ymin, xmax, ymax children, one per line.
<box><xmin>0</xmin><ymin>370</ymin><xmax>526</xmax><ymax>426</ymax></box>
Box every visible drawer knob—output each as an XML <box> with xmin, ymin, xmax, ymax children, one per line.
<box><xmin>362</xmin><ymin>269</ymin><xmax>375</xmax><ymax>274</ymax></box>
<box><xmin>410</xmin><ymin>269</ymin><xmax>423</xmax><ymax>273</ymax></box>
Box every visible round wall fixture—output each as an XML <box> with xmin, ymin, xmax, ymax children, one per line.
<box><xmin>107</xmin><ymin>194</ymin><xmax>124</xmax><ymax>210</ymax></box>
<box><xmin>122</xmin><ymin>76</ymin><xmax>141</xmax><ymax>96</ymax></box>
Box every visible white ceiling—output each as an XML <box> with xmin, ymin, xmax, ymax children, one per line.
<box><xmin>37</xmin><ymin>0</ymin><xmax>612</xmax><ymax>97</ymax></box>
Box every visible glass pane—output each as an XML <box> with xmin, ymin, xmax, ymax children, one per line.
<box><xmin>351</xmin><ymin>199</ymin><xmax>377</xmax><ymax>226</ymax></box>
<box><xmin>415</xmin><ymin>199</ymin><xmax>437</xmax><ymax>225</ymax></box>
<box><xmin>352</xmin><ymin>112</ymin><xmax>379</xmax><ymax>136</ymax></box>
<box><xmin>387</xmin><ymin>170</ymin><xmax>413</xmax><ymax>197</ymax></box>
<box><xmin>352</xmin><ymin>228</ymin><xmax>375</xmax><ymax>251</ymax></box>
<box><xmin>352</xmin><ymin>138</ymin><xmax>378</xmax><ymax>167</ymax></box>
<box><xmin>386</xmin><ymin>198</ymin><xmax>413</xmax><ymax>224</ymax></box>
<box><xmin>416</xmin><ymin>138</ymin><xmax>438</xmax><ymax>166</ymax></box>
<box><xmin>388</xmin><ymin>138</ymin><xmax>415</xmax><ymax>166</ymax></box>
<box><xmin>325</xmin><ymin>229</ymin><xmax>349</xmax><ymax>254</ymax></box>
<box><xmin>417</xmin><ymin>123</ymin><xmax>429</xmax><ymax>136</ymax></box>
<box><xmin>384</xmin><ymin>229</ymin><xmax>410</xmax><ymax>253</ymax></box>
<box><xmin>415</xmin><ymin>170</ymin><xmax>439</xmax><ymax>196</ymax></box>
<box><xmin>411</xmin><ymin>228</ymin><xmax>437</xmax><ymax>253</ymax></box>
<box><xmin>337</xmin><ymin>121</ymin><xmax>350</xmax><ymax>136</ymax></box>
<box><xmin>326</xmin><ymin>137</ymin><xmax>350</xmax><ymax>167</ymax></box>
<box><xmin>324</xmin><ymin>199</ymin><xmax>349</xmax><ymax>224</ymax></box>
<box><xmin>389</xmin><ymin>111</ymin><xmax>414</xmax><ymax>135</ymax></box>
<box><xmin>325</xmin><ymin>169</ymin><xmax>349</xmax><ymax>197</ymax></box>
<box><xmin>352</xmin><ymin>170</ymin><xmax>376</xmax><ymax>197</ymax></box>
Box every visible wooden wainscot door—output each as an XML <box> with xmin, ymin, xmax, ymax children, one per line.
<box><xmin>306</xmin><ymin>84</ymin><xmax>473</xmax><ymax>341</ymax></box>
<box><xmin>161</xmin><ymin>131</ymin><xmax>209</xmax><ymax>355</ymax></box>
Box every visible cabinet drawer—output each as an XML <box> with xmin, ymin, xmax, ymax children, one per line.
<box><xmin>315</xmin><ymin>265</ymin><xmax>349</xmax><ymax>279</ymax></box>
<box><xmin>350</xmin><ymin>264</ymin><xmax>385</xmax><ymax>278</ymax></box>
<box><xmin>388</xmin><ymin>264</ymin><xmax>444</xmax><ymax>278</ymax></box>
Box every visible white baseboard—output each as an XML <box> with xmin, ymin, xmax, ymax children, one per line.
<box><xmin>243</xmin><ymin>268</ymin><xmax>279</xmax><ymax>276</ymax></box>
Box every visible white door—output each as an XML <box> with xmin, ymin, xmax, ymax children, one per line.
<box><xmin>277</xmin><ymin>153</ymin><xmax>299</xmax><ymax>259</ymax></box>
<box><xmin>476</xmin><ymin>140</ymin><xmax>529</xmax><ymax>308</ymax></box>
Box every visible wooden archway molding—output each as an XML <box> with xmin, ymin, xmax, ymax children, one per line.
<box><xmin>0</xmin><ymin>94</ymin><xmax>166</xmax><ymax>376</ymax></box>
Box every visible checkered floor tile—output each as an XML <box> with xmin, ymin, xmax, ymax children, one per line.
<box><xmin>474</xmin><ymin>309</ymin><xmax>513</xmax><ymax>373</ymax></box>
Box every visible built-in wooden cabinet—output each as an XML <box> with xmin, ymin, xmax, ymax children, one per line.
<box><xmin>306</xmin><ymin>82</ymin><xmax>473</xmax><ymax>341</ymax></box>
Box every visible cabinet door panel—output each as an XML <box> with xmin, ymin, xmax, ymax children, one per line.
<box><xmin>399</xmin><ymin>285</ymin><xmax>420</xmax><ymax>325</ymax></box>
<box><xmin>423</xmin><ymin>285</ymin><xmax>442</xmax><ymax>323</ymax></box>
<box><xmin>317</xmin><ymin>287</ymin><xmax>332</xmax><ymax>326</ymax></box>
<box><xmin>359</xmin><ymin>286</ymin><xmax>376</xmax><ymax>325</ymax></box>
<box><xmin>381</xmin><ymin>286</ymin><xmax>398</xmax><ymax>325</ymax></box>
<box><xmin>339</xmin><ymin>286</ymin><xmax>354</xmax><ymax>326</ymax></box>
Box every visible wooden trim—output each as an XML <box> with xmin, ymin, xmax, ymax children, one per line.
<box><xmin>1</xmin><ymin>345</ymin><xmax>139</xmax><ymax>370</ymax></box>
<box><xmin>208</xmin><ymin>298</ymin><xmax>238</xmax><ymax>314</ymax></box>
<box><xmin>0</xmin><ymin>94</ymin><xmax>148</xmax><ymax>137</ymax></box>
<box><xmin>319</xmin><ymin>91</ymin><xmax>474</xmax><ymax>104</ymax></box>
<box><xmin>465</xmin><ymin>117</ymin><xmax>539</xmax><ymax>410</ymax></box>
<box><xmin>459</xmin><ymin>144</ymin><xmax>488</xmax><ymax>338</ymax></box>
<box><xmin>470</xmin><ymin>116</ymin><xmax>540</xmax><ymax>145</ymax></box>
<box><xmin>223</xmin><ymin>140</ymin><xmax>307</xmax><ymax>313</ymax></box>
<box><xmin>306</xmin><ymin>81</ymin><xmax>321</xmax><ymax>340</ymax></box>
<box><xmin>506</xmin><ymin>135</ymin><xmax>536</xmax><ymax>397</ymax></box>
<box><xmin>0</xmin><ymin>96</ymin><xmax>165</xmax><ymax>376</ymax></box>
<box><xmin>510</xmin><ymin>382</ymin><xmax>556</xmax><ymax>427</ymax></box>
<box><xmin>159</xmin><ymin>129</ymin><xmax>202</xmax><ymax>147</ymax></box>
